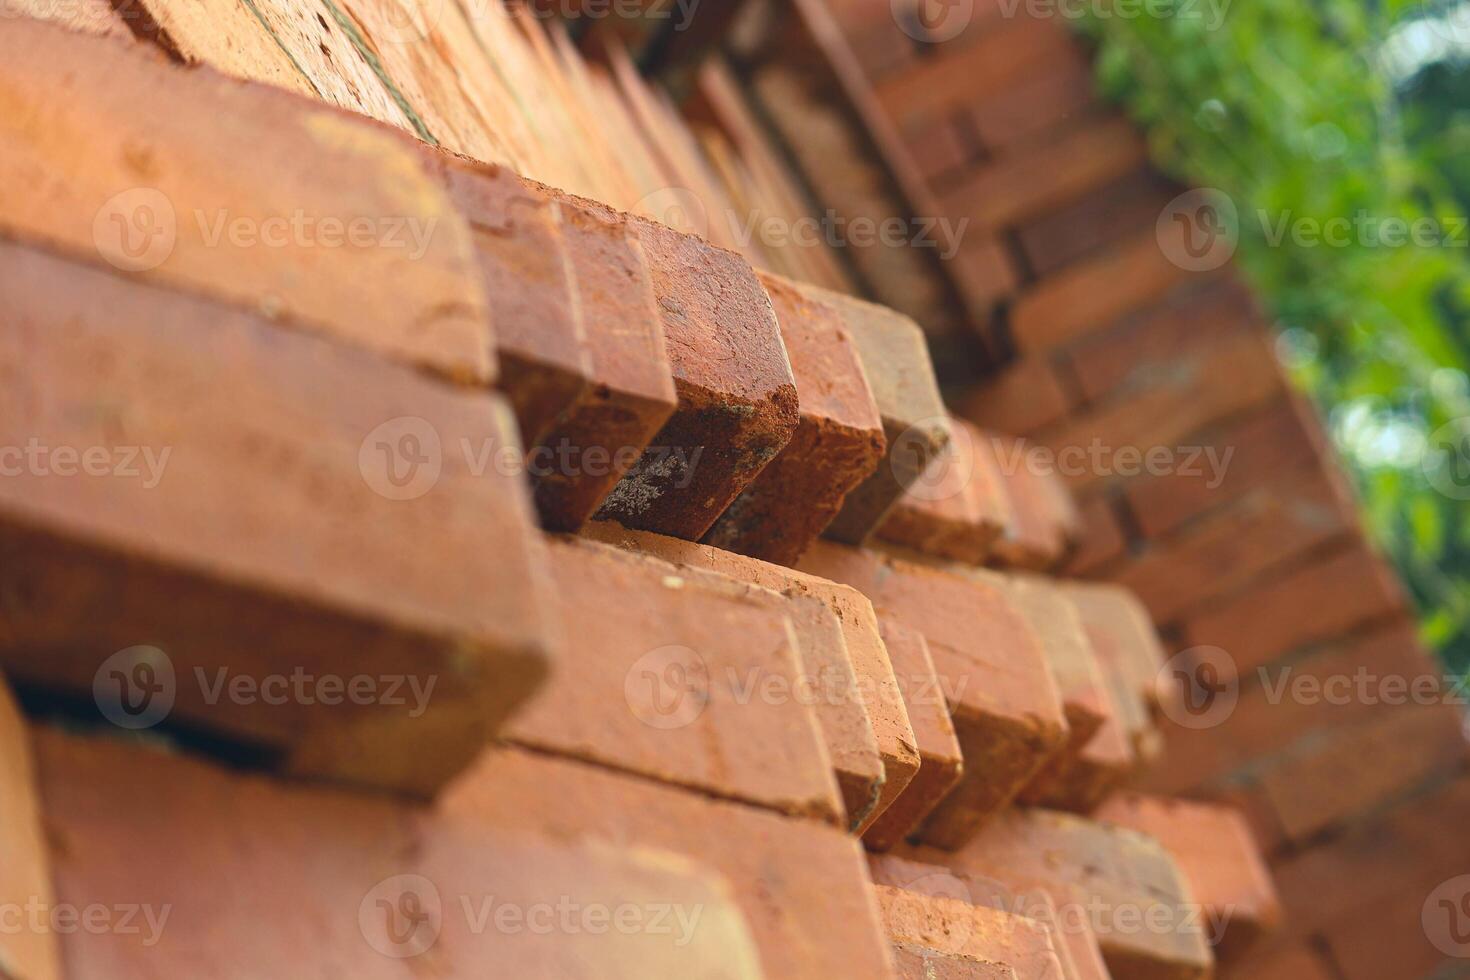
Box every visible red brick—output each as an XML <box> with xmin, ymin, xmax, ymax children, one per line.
<box><xmin>1011</xmin><ymin>232</ymin><xmax>1199</xmax><ymax>354</ymax></box>
<box><xmin>583</xmin><ymin>521</ymin><xmax>921</xmax><ymax>834</ymax></box>
<box><xmin>1183</xmin><ymin>539</ymin><xmax>1408</xmax><ymax>682</ymax></box>
<box><xmin>1097</xmin><ymin>794</ymin><xmax>1282</xmax><ymax>960</ymax></box>
<box><xmin>531</xmin><ymin>191</ymin><xmax>679</xmax><ymax>530</ymax></box>
<box><xmin>11</xmin><ymin>0</ymin><xmax>136</xmax><ymax>43</ymax></box>
<box><xmin>894</xmin><ymin>942</ymin><xmax>1018</xmax><ymax>979</ymax></box>
<box><xmin>0</xmin><ymin>22</ymin><xmax>492</xmax><ymax>384</ymax></box>
<box><xmin>983</xmin><ymin>436</ymin><xmax>1081</xmax><ymax>571</ymax></box>
<box><xmin>921</xmin><ymin>809</ymin><xmax>1215</xmax><ymax>980</ymax></box>
<box><xmin>1017</xmin><ymin>169</ymin><xmax>1180</xmax><ymax>279</ymax></box>
<box><xmin>967</xmin><ymin>46</ymin><xmax>1095</xmax><ymax>152</ymax></box>
<box><xmin>865</xmin><ymin>617</ymin><xmax>965</xmax><ymax>850</ymax></box>
<box><xmin>798</xmin><ymin>543</ymin><xmax>1069</xmax><ymax>847</ymax></box>
<box><xmin>596</xmin><ymin>218</ymin><xmax>800</xmax><ymax>540</ymax></box>
<box><xmin>704</xmin><ymin>272</ymin><xmax>886</xmax><ymax>564</ymax></box>
<box><xmin>1063</xmin><ymin>495</ymin><xmax>1128</xmax><ymax>577</ymax></box>
<box><xmin>0</xmin><ymin>677</ymin><xmax>59</xmax><ymax>980</ymax></box>
<box><xmin>941</xmin><ymin>117</ymin><xmax>1148</xmax><ymax>234</ymax></box>
<box><xmin>1321</xmin><ymin>877</ymin><xmax>1460</xmax><ymax>980</ymax></box>
<box><xmin>32</xmin><ymin>728</ymin><xmax>765</xmax><ymax>979</ymax></box>
<box><xmin>795</xmin><ymin>284</ymin><xmax>953</xmax><ymax>544</ymax></box>
<box><xmin>445</xmin><ymin>746</ymin><xmax>899</xmax><ymax>978</ymax></box>
<box><xmin>878</xmin><ymin>419</ymin><xmax>1013</xmax><ymax>565</ymax></box>
<box><xmin>958</xmin><ymin>357</ymin><xmax>1074</xmax><ymax>437</ymax></box>
<box><xmin>0</xmin><ymin>241</ymin><xmax>553</xmax><ymax>796</ymax></box>
<box><xmin>1064</xmin><ymin>583</ymin><xmax>1171</xmax><ymax>758</ymax></box>
<box><xmin>875</xmin><ymin>885</ymin><xmax>1068</xmax><ymax>980</ymax></box>
<box><xmin>902</xmin><ymin>115</ymin><xmax>974</xmax><ymax>185</ymax></box>
<box><xmin>1223</xmin><ymin>943</ymin><xmax>1334</xmax><ymax>980</ymax></box>
<box><xmin>949</xmin><ymin>235</ymin><xmax>1024</xmax><ymax>317</ymax></box>
<box><xmin>507</xmin><ymin>536</ymin><xmax>844</xmax><ymax>823</ymax></box>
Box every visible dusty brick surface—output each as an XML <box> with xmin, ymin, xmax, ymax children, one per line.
<box><xmin>444</xmin><ymin>746</ymin><xmax>898</xmax><ymax>978</ymax></box>
<box><xmin>9</xmin><ymin>0</ymin><xmax>136</xmax><ymax>42</ymax></box>
<box><xmin>0</xmin><ymin>241</ymin><xmax>553</xmax><ymax>796</ymax></box>
<box><xmin>595</xmin><ymin>217</ymin><xmax>799</xmax><ymax>540</ymax></box>
<box><xmin>32</xmin><ymin>729</ymin><xmax>765</xmax><ymax>979</ymax></box>
<box><xmin>864</xmin><ymin>617</ymin><xmax>965</xmax><ymax>850</ymax></box>
<box><xmin>704</xmin><ymin>271</ymin><xmax>886</xmax><ymax>564</ymax></box>
<box><xmin>1097</xmin><ymin>794</ymin><xmax>1281</xmax><ymax>960</ymax></box>
<box><xmin>798</xmin><ymin>543</ymin><xmax>1069</xmax><ymax>847</ymax></box>
<box><xmin>0</xmin><ymin>678</ymin><xmax>60</xmax><ymax>980</ymax></box>
<box><xmin>893</xmin><ymin>942</ymin><xmax>1018</xmax><ymax>980</ymax></box>
<box><xmin>584</xmin><ymin>520</ymin><xmax>919</xmax><ymax>833</ymax></box>
<box><xmin>877</xmin><ymin>420</ymin><xmax>1012</xmax><ymax>565</ymax></box>
<box><xmin>535</xmin><ymin>190</ymin><xmax>679</xmax><ymax>530</ymax></box>
<box><xmin>508</xmin><ymin>535</ymin><xmax>843</xmax><ymax>823</ymax></box>
<box><xmin>920</xmin><ymin>809</ymin><xmax>1215</xmax><ymax>980</ymax></box>
<box><xmin>875</xmin><ymin>885</ymin><xmax>1067</xmax><ymax>980</ymax></box>
<box><xmin>792</xmin><ymin>284</ymin><xmax>952</xmax><ymax>544</ymax></box>
<box><xmin>0</xmin><ymin>22</ymin><xmax>492</xmax><ymax>384</ymax></box>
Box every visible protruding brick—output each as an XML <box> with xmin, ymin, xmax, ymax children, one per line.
<box><xmin>923</xmin><ymin>809</ymin><xmax>1215</xmax><ymax>980</ymax></box>
<box><xmin>33</xmin><ymin>729</ymin><xmax>765</xmax><ymax>979</ymax></box>
<box><xmin>865</xmin><ymin>617</ymin><xmax>965</xmax><ymax>850</ymax></box>
<box><xmin>792</xmin><ymin>284</ymin><xmax>952</xmax><ymax>544</ymax></box>
<box><xmin>983</xmin><ymin>436</ymin><xmax>1081</xmax><ymax>571</ymax></box>
<box><xmin>445</xmin><ymin>746</ymin><xmax>898</xmax><ymax>978</ymax></box>
<box><xmin>9</xmin><ymin>0</ymin><xmax>135</xmax><ymax>43</ymax></box>
<box><xmin>877</xmin><ymin>419</ymin><xmax>1013</xmax><ymax>565</ymax></box>
<box><xmin>1097</xmin><ymin>793</ymin><xmax>1282</xmax><ymax>960</ymax></box>
<box><xmin>0</xmin><ymin>241</ymin><xmax>553</xmax><ymax>796</ymax></box>
<box><xmin>704</xmin><ymin>271</ymin><xmax>886</xmax><ymax>564</ymax></box>
<box><xmin>508</xmin><ymin>535</ymin><xmax>842</xmax><ymax>823</ymax></box>
<box><xmin>875</xmin><ymin>885</ymin><xmax>1067</xmax><ymax>980</ymax></box>
<box><xmin>584</xmin><ymin>521</ymin><xmax>921</xmax><ymax>834</ymax></box>
<box><xmin>0</xmin><ymin>676</ymin><xmax>60</xmax><ymax>980</ymax></box>
<box><xmin>893</xmin><ymin>942</ymin><xmax>1018</xmax><ymax>980</ymax></box>
<box><xmin>798</xmin><ymin>543</ymin><xmax>1069</xmax><ymax>847</ymax></box>
<box><xmin>1064</xmin><ymin>583</ymin><xmax>1174</xmax><ymax>752</ymax></box>
<box><xmin>596</xmin><ymin>218</ymin><xmax>800</xmax><ymax>540</ymax></box>
<box><xmin>0</xmin><ymin>22</ymin><xmax>492</xmax><ymax>384</ymax></box>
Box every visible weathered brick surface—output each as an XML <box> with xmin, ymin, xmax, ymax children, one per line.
<box><xmin>9</xmin><ymin>0</ymin><xmax>136</xmax><ymax>43</ymax></box>
<box><xmin>445</xmin><ymin>747</ymin><xmax>898</xmax><ymax>978</ymax></box>
<box><xmin>0</xmin><ymin>241</ymin><xmax>553</xmax><ymax>796</ymax></box>
<box><xmin>704</xmin><ymin>271</ymin><xmax>886</xmax><ymax>564</ymax></box>
<box><xmin>596</xmin><ymin>218</ymin><xmax>800</xmax><ymax>540</ymax></box>
<box><xmin>583</xmin><ymin>521</ymin><xmax>920</xmax><ymax>832</ymax></box>
<box><xmin>877</xmin><ymin>420</ymin><xmax>1012</xmax><ymax>565</ymax></box>
<box><xmin>33</xmin><ymin>729</ymin><xmax>765</xmax><ymax>979</ymax></box>
<box><xmin>534</xmin><ymin>190</ymin><xmax>679</xmax><ymax>530</ymax></box>
<box><xmin>864</xmin><ymin>617</ymin><xmax>965</xmax><ymax>850</ymax></box>
<box><xmin>508</xmin><ymin>535</ymin><xmax>843</xmax><ymax>823</ymax></box>
<box><xmin>793</xmin><ymin>284</ymin><xmax>952</xmax><ymax>544</ymax></box>
<box><xmin>922</xmin><ymin>809</ymin><xmax>1215</xmax><ymax>980</ymax></box>
<box><xmin>875</xmin><ymin>885</ymin><xmax>1067</xmax><ymax>980</ymax></box>
<box><xmin>0</xmin><ymin>21</ymin><xmax>493</xmax><ymax>384</ymax></box>
<box><xmin>0</xmin><ymin>677</ymin><xmax>59</xmax><ymax>980</ymax></box>
<box><xmin>798</xmin><ymin>543</ymin><xmax>1069</xmax><ymax>847</ymax></box>
<box><xmin>1097</xmin><ymin>794</ymin><xmax>1282</xmax><ymax>960</ymax></box>
<box><xmin>893</xmin><ymin>942</ymin><xmax>1018</xmax><ymax>980</ymax></box>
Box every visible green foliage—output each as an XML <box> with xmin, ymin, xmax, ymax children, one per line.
<box><xmin>1075</xmin><ymin>0</ymin><xmax>1470</xmax><ymax>673</ymax></box>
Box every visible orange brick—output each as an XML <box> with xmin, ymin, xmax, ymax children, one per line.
<box><xmin>1064</xmin><ymin>583</ymin><xmax>1171</xmax><ymax>759</ymax></box>
<box><xmin>11</xmin><ymin>0</ymin><xmax>136</xmax><ymax>42</ymax></box>
<box><xmin>0</xmin><ymin>241</ymin><xmax>553</xmax><ymax>796</ymax></box>
<box><xmin>583</xmin><ymin>521</ymin><xmax>921</xmax><ymax>834</ymax></box>
<box><xmin>875</xmin><ymin>885</ymin><xmax>1068</xmax><ymax>980</ymax></box>
<box><xmin>596</xmin><ymin>219</ymin><xmax>799</xmax><ymax>540</ymax></box>
<box><xmin>1063</xmin><ymin>495</ymin><xmax>1128</xmax><ymax>577</ymax></box>
<box><xmin>983</xmin><ymin>435</ymin><xmax>1082</xmax><ymax>571</ymax></box>
<box><xmin>704</xmin><ymin>272</ymin><xmax>886</xmax><ymax>564</ymax></box>
<box><xmin>1223</xmin><ymin>943</ymin><xmax>1335</xmax><ymax>980</ymax></box>
<box><xmin>878</xmin><ymin>420</ymin><xmax>1013</xmax><ymax>565</ymax></box>
<box><xmin>0</xmin><ymin>22</ymin><xmax>492</xmax><ymax>384</ymax></box>
<box><xmin>958</xmin><ymin>357</ymin><xmax>1074</xmax><ymax>437</ymax></box>
<box><xmin>32</xmin><ymin>729</ymin><xmax>765</xmax><ymax>979</ymax></box>
<box><xmin>894</xmin><ymin>942</ymin><xmax>1018</xmax><ymax>979</ymax></box>
<box><xmin>798</xmin><ymin>543</ymin><xmax>1069</xmax><ymax>847</ymax></box>
<box><xmin>865</xmin><ymin>617</ymin><xmax>965</xmax><ymax>850</ymax></box>
<box><xmin>1097</xmin><ymin>794</ymin><xmax>1282</xmax><ymax>960</ymax></box>
<box><xmin>445</xmin><ymin>746</ymin><xmax>898</xmax><ymax>978</ymax></box>
<box><xmin>0</xmin><ymin>676</ymin><xmax>59</xmax><ymax>980</ymax></box>
<box><xmin>508</xmin><ymin>536</ymin><xmax>843</xmax><ymax>823</ymax></box>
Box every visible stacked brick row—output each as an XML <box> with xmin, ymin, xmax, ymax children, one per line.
<box><xmin>0</xmin><ymin>16</ymin><xmax>1286</xmax><ymax>980</ymax></box>
<box><xmin>744</xmin><ymin>3</ymin><xmax>1470</xmax><ymax>978</ymax></box>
